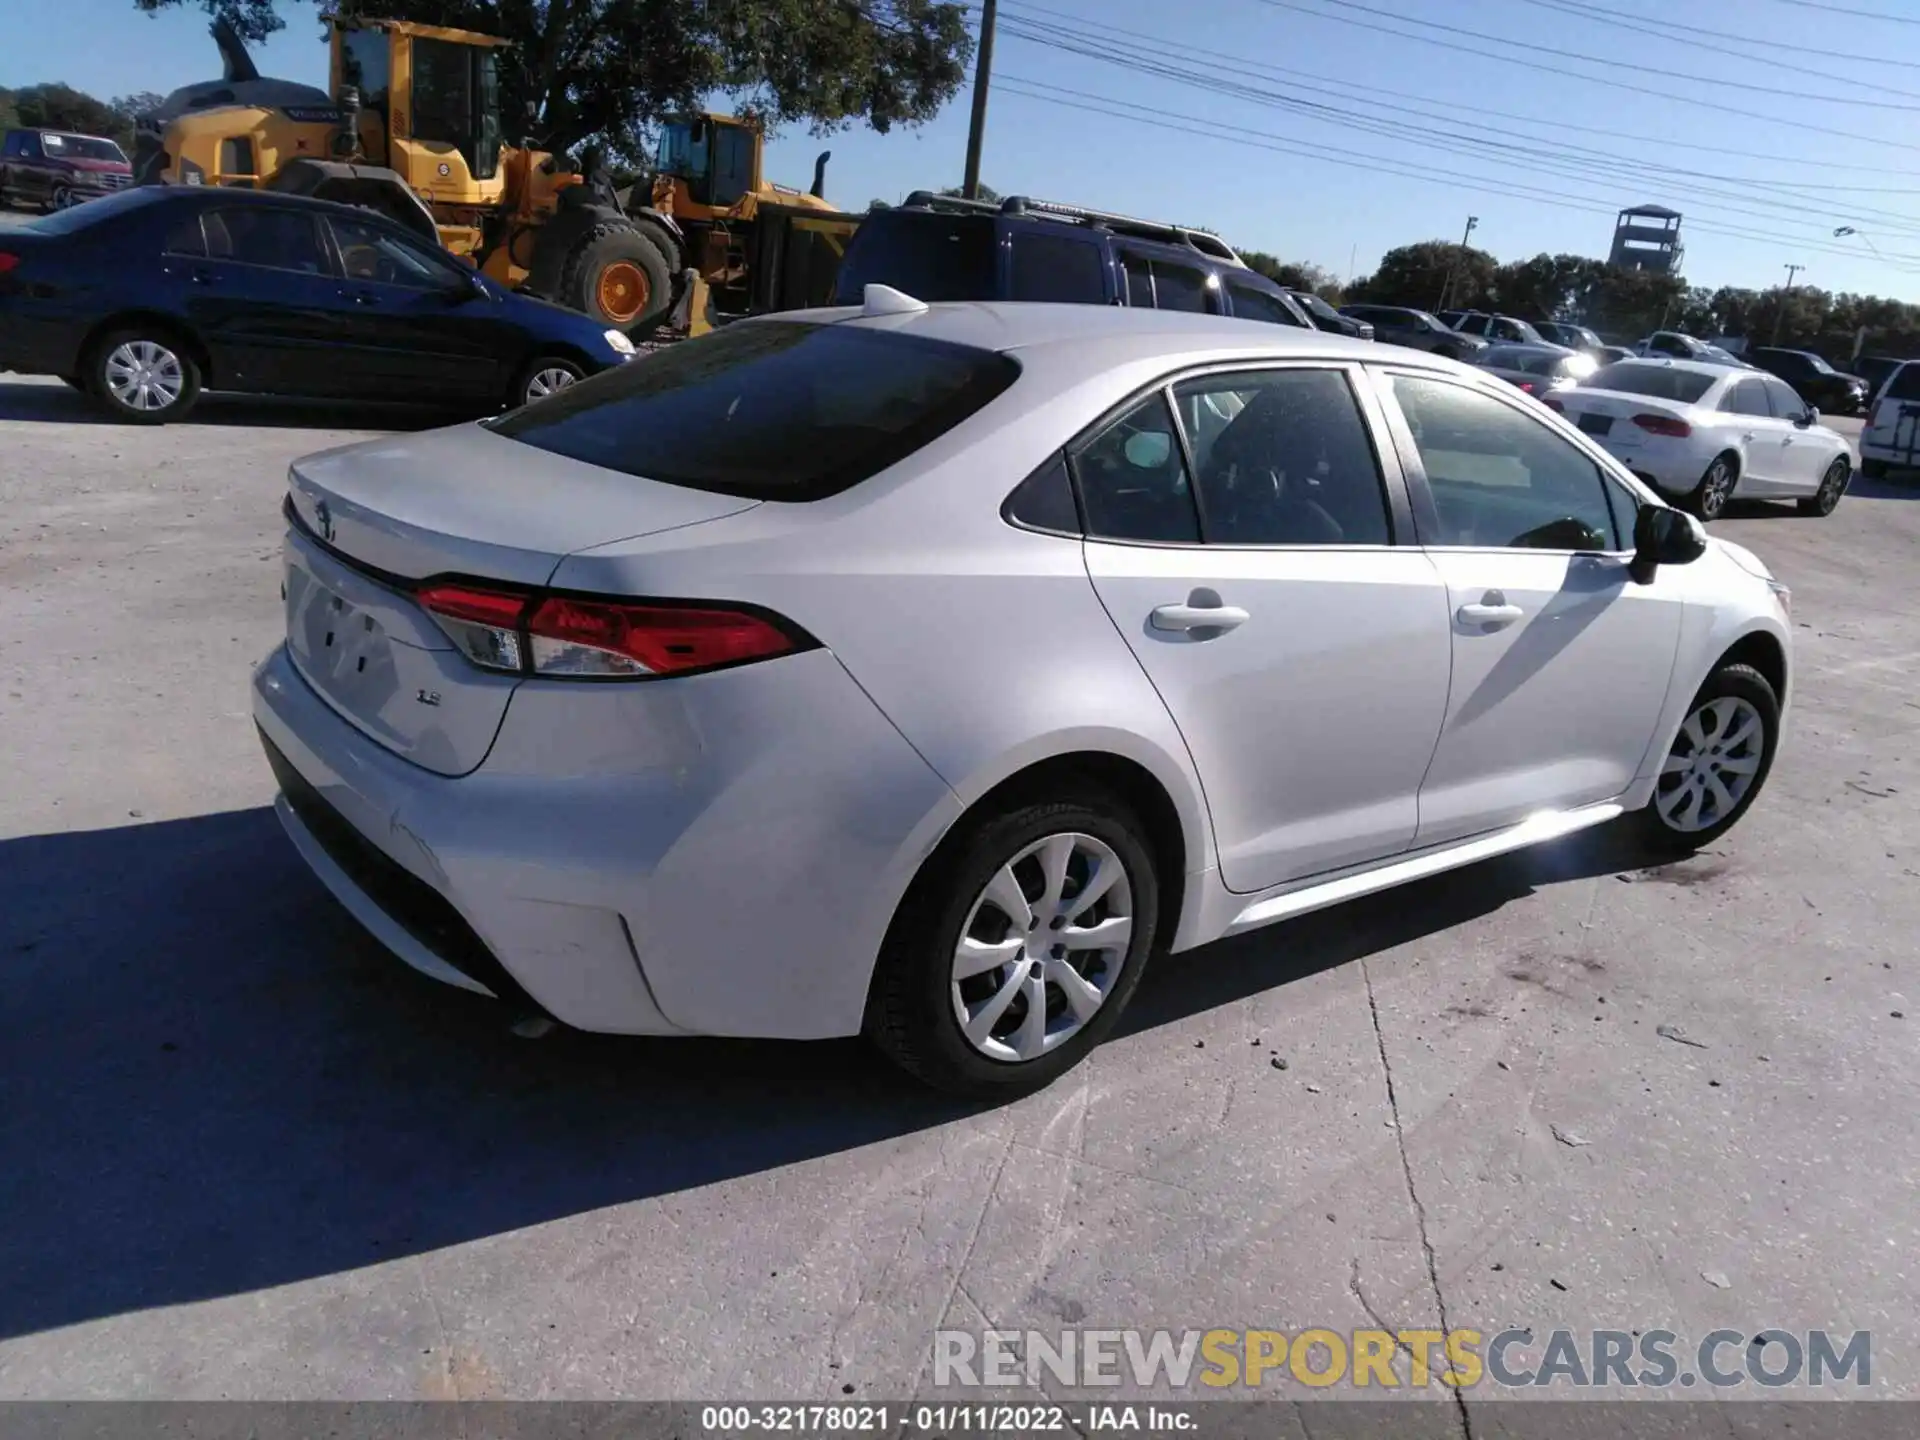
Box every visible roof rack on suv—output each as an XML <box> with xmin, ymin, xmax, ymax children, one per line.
<box><xmin>898</xmin><ymin>190</ymin><xmax>1245</xmax><ymax>267</ymax></box>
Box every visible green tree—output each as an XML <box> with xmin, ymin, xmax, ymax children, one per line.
<box><xmin>134</xmin><ymin>0</ymin><xmax>974</xmax><ymax>160</ymax></box>
<box><xmin>1349</xmin><ymin>239</ymin><xmax>1498</xmax><ymax>311</ymax></box>
<box><xmin>6</xmin><ymin>83</ymin><xmax>127</xmax><ymax>142</ymax></box>
<box><xmin>1239</xmin><ymin>251</ymin><xmax>1340</xmax><ymax>300</ymax></box>
<box><xmin>939</xmin><ymin>184</ymin><xmax>1000</xmax><ymax>203</ymax></box>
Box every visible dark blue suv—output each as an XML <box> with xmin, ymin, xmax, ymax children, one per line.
<box><xmin>831</xmin><ymin>192</ymin><xmax>1313</xmax><ymax>329</ymax></box>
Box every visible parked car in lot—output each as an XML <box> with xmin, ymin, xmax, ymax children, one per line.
<box><xmin>254</xmin><ymin>296</ymin><xmax>1792</xmax><ymax>1096</ymax></box>
<box><xmin>0</xmin><ymin>186</ymin><xmax>635</xmax><ymax>423</ymax></box>
<box><xmin>831</xmin><ymin>192</ymin><xmax>1315</xmax><ymax>328</ymax></box>
<box><xmin>0</xmin><ymin>128</ymin><xmax>132</xmax><ymax>211</ymax></box>
<box><xmin>1339</xmin><ymin>303</ymin><xmax>1486</xmax><ymax>359</ymax></box>
<box><xmin>1595</xmin><ymin>344</ymin><xmax>1637</xmax><ymax>366</ymax></box>
<box><xmin>1543</xmin><ymin>358</ymin><xmax>1853</xmax><ymax>520</ymax></box>
<box><xmin>1858</xmin><ymin>359</ymin><xmax>1920</xmax><ymax>476</ymax></box>
<box><xmin>1451</xmin><ymin>312</ymin><xmax>1551</xmax><ymax>346</ymax></box>
<box><xmin>1473</xmin><ymin>342</ymin><xmax>1596</xmax><ymax>396</ymax></box>
<box><xmin>1534</xmin><ymin>320</ymin><xmax>1606</xmax><ymax>356</ymax></box>
<box><xmin>1744</xmin><ymin>346</ymin><xmax>1869</xmax><ymax>416</ymax></box>
<box><xmin>1288</xmin><ymin>288</ymin><xmax>1372</xmax><ymax>339</ymax></box>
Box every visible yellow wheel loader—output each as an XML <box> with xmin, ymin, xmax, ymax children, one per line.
<box><xmin>136</xmin><ymin>16</ymin><xmax>858</xmax><ymax>333</ymax></box>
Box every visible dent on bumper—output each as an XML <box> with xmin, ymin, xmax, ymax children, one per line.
<box><xmin>252</xmin><ymin>641</ymin><xmax>959</xmax><ymax>1040</ymax></box>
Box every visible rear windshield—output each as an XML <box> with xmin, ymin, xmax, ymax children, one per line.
<box><xmin>486</xmin><ymin>321</ymin><xmax>1020</xmax><ymax>501</ymax></box>
<box><xmin>1582</xmin><ymin>362</ymin><xmax>1715</xmax><ymax>404</ymax></box>
<box><xmin>832</xmin><ymin>211</ymin><xmax>999</xmax><ymax>304</ymax></box>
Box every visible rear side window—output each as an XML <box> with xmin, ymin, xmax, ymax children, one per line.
<box><xmin>1150</xmin><ymin>260</ymin><xmax>1210</xmax><ymax>313</ymax></box>
<box><xmin>486</xmin><ymin>322</ymin><xmax>1021</xmax><ymax>502</ymax></box>
<box><xmin>1584</xmin><ymin>362</ymin><xmax>1714</xmax><ymax>404</ymax></box>
<box><xmin>1121</xmin><ymin>252</ymin><xmax>1152</xmax><ymax>307</ymax></box>
<box><xmin>834</xmin><ymin>212</ymin><xmax>997</xmax><ymax>304</ymax></box>
<box><xmin>1004</xmin><ymin>454</ymin><xmax>1081</xmax><ymax>533</ymax></box>
<box><xmin>1226</xmin><ymin>280</ymin><xmax>1306</xmax><ymax>327</ymax></box>
<box><xmin>1009</xmin><ymin>232</ymin><xmax>1106</xmax><ymax>303</ymax></box>
<box><xmin>204</xmin><ymin>207</ymin><xmax>328</xmax><ymax>273</ymax></box>
<box><xmin>1886</xmin><ymin>364</ymin><xmax>1920</xmax><ymax>401</ymax></box>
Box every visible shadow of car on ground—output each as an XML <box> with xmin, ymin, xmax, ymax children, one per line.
<box><xmin>0</xmin><ymin>379</ymin><xmax>471</xmax><ymax>432</ymax></box>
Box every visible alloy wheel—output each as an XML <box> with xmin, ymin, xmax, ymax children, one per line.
<box><xmin>950</xmin><ymin>832</ymin><xmax>1133</xmax><ymax>1063</ymax></box>
<box><xmin>1654</xmin><ymin>696</ymin><xmax>1765</xmax><ymax>833</ymax></box>
<box><xmin>1813</xmin><ymin>458</ymin><xmax>1849</xmax><ymax>514</ymax></box>
<box><xmin>1698</xmin><ymin>459</ymin><xmax>1735</xmax><ymax>519</ymax></box>
<box><xmin>524</xmin><ymin>366</ymin><xmax>579</xmax><ymax>402</ymax></box>
<box><xmin>103</xmin><ymin>340</ymin><xmax>185</xmax><ymax>413</ymax></box>
<box><xmin>51</xmin><ymin>185</ymin><xmax>75</xmax><ymax>211</ymax></box>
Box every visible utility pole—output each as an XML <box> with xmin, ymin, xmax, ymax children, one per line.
<box><xmin>1770</xmin><ymin>263</ymin><xmax>1804</xmax><ymax>347</ymax></box>
<box><xmin>962</xmin><ymin>0</ymin><xmax>997</xmax><ymax>200</ymax></box>
<box><xmin>1435</xmin><ymin>215</ymin><xmax>1478</xmax><ymax>312</ymax></box>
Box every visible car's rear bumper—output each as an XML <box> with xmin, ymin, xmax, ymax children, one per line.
<box><xmin>251</xmin><ymin>639</ymin><xmax>959</xmax><ymax>1039</ymax></box>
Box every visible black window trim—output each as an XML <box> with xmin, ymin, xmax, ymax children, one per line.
<box><xmin>1000</xmin><ymin>450</ymin><xmax>1086</xmax><ymax>539</ymax></box>
<box><xmin>1062</xmin><ymin>358</ymin><xmax>1416</xmax><ymax>551</ymax></box>
<box><xmin>1371</xmin><ymin>363</ymin><xmax>1646</xmax><ymax>555</ymax></box>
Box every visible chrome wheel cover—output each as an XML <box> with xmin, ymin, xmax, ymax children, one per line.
<box><xmin>1655</xmin><ymin>696</ymin><xmax>1764</xmax><ymax>833</ymax></box>
<box><xmin>951</xmin><ymin>832</ymin><xmax>1134</xmax><ymax>1063</ymax></box>
<box><xmin>103</xmin><ymin>340</ymin><xmax>185</xmax><ymax>412</ymax></box>
<box><xmin>525</xmin><ymin>366</ymin><xmax>578</xmax><ymax>401</ymax></box>
<box><xmin>1699</xmin><ymin>459</ymin><xmax>1735</xmax><ymax>517</ymax></box>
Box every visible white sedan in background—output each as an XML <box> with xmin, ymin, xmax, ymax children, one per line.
<box><xmin>1544</xmin><ymin>358</ymin><xmax>1854</xmax><ymax>520</ymax></box>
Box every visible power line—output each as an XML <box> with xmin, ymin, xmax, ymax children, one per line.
<box><xmin>1514</xmin><ymin>0</ymin><xmax>1920</xmax><ymax>87</ymax></box>
<box><xmin>992</xmin><ymin>73</ymin><xmax>1920</xmax><ymax>273</ymax></box>
<box><xmin>996</xmin><ymin>0</ymin><xmax>1920</xmax><ymax>175</ymax></box>
<box><xmin>994</xmin><ymin>14</ymin><xmax>1920</xmax><ymax>243</ymax></box>
<box><xmin>1723</xmin><ymin>0</ymin><xmax>1920</xmax><ymax>24</ymax></box>
<box><xmin>1270</xmin><ymin>0</ymin><xmax>1920</xmax><ymax>111</ymax></box>
<box><xmin>1254</xmin><ymin>0</ymin><xmax>1920</xmax><ymax>147</ymax></box>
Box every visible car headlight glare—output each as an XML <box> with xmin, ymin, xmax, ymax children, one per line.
<box><xmin>604</xmin><ymin>328</ymin><xmax>635</xmax><ymax>356</ymax></box>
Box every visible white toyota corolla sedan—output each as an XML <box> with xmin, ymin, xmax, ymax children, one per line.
<box><xmin>253</xmin><ymin>293</ymin><xmax>1793</xmax><ymax>1096</ymax></box>
<box><xmin>1542</xmin><ymin>357</ymin><xmax>1854</xmax><ymax>521</ymax></box>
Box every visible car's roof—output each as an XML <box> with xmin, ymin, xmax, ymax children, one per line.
<box><xmin>1607</xmin><ymin>356</ymin><xmax>1743</xmax><ymax>379</ymax></box>
<box><xmin>1484</xmin><ymin>342</ymin><xmax>1570</xmax><ymax>358</ymax></box>
<box><xmin>776</xmin><ymin>298</ymin><xmax>1398</xmax><ymax>364</ymax></box>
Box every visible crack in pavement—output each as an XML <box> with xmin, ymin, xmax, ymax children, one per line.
<box><xmin>1362</xmin><ymin>956</ymin><xmax>1475</xmax><ymax>1440</ymax></box>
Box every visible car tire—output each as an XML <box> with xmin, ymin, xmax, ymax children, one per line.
<box><xmin>512</xmin><ymin>355</ymin><xmax>586</xmax><ymax>409</ymax></box>
<box><xmin>557</xmin><ymin>222</ymin><xmax>673</xmax><ymax>332</ymax></box>
<box><xmin>1627</xmin><ymin>661</ymin><xmax>1780</xmax><ymax>856</ymax></box>
<box><xmin>866</xmin><ymin>791</ymin><xmax>1161</xmax><ymax>1098</ymax></box>
<box><xmin>1685</xmin><ymin>452</ymin><xmax>1740</xmax><ymax>521</ymax></box>
<box><xmin>87</xmin><ymin>328</ymin><xmax>202</xmax><ymax>424</ymax></box>
<box><xmin>1797</xmin><ymin>455</ymin><xmax>1851</xmax><ymax>516</ymax></box>
<box><xmin>49</xmin><ymin>184</ymin><xmax>74</xmax><ymax>212</ymax></box>
<box><xmin>1860</xmin><ymin>457</ymin><xmax>1888</xmax><ymax>480</ymax></box>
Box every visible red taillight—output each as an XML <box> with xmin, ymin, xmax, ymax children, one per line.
<box><xmin>1517</xmin><ymin>380</ymin><xmax>1536</xmax><ymax>393</ymax></box>
<box><xmin>0</xmin><ymin>252</ymin><xmax>19</xmax><ymax>276</ymax></box>
<box><xmin>1633</xmin><ymin>413</ymin><xmax>1692</xmax><ymax>438</ymax></box>
<box><xmin>416</xmin><ymin>582</ymin><xmax>803</xmax><ymax>678</ymax></box>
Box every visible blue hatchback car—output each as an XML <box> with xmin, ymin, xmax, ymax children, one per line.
<box><xmin>0</xmin><ymin>186</ymin><xmax>635</xmax><ymax>423</ymax></box>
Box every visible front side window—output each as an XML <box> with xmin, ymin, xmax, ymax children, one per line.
<box><xmin>1120</xmin><ymin>251</ymin><xmax>1153</xmax><ymax>308</ymax></box>
<box><xmin>1174</xmin><ymin>369</ymin><xmax>1392</xmax><ymax>546</ymax></box>
<box><xmin>1072</xmin><ymin>393</ymin><xmax>1198</xmax><ymax>544</ymax></box>
<box><xmin>203</xmin><ymin>206</ymin><xmax>327</xmax><ymax>273</ymax></box>
<box><xmin>1389</xmin><ymin>374</ymin><xmax>1617</xmax><ymax>551</ymax></box>
<box><xmin>487</xmin><ymin>321</ymin><xmax>1020</xmax><ymax>502</ymax></box>
<box><xmin>1009</xmin><ymin>232</ymin><xmax>1107</xmax><ymax>303</ymax></box>
<box><xmin>330</xmin><ymin>215</ymin><xmax>462</xmax><ymax>289</ymax></box>
<box><xmin>1762</xmin><ymin>378</ymin><xmax>1808</xmax><ymax>418</ymax></box>
<box><xmin>712</xmin><ymin>123</ymin><xmax>755</xmax><ymax>208</ymax></box>
<box><xmin>1227</xmin><ymin>280</ymin><xmax>1306</xmax><ymax>327</ymax></box>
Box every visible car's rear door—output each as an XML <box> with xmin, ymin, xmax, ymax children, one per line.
<box><xmin>1375</xmin><ymin>367</ymin><xmax>1684</xmax><ymax>845</ymax></box>
<box><xmin>321</xmin><ymin>213</ymin><xmax>506</xmax><ymax>402</ymax></box>
<box><xmin>1079</xmin><ymin>362</ymin><xmax>1453</xmax><ymax>892</ymax></box>
<box><xmin>172</xmin><ymin>204</ymin><xmax>344</xmax><ymax>393</ymax></box>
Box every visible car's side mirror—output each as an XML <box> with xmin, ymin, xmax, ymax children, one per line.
<box><xmin>1797</xmin><ymin>406</ymin><xmax>1818</xmax><ymax>427</ymax></box>
<box><xmin>1630</xmin><ymin>506</ymin><xmax>1707</xmax><ymax>583</ymax></box>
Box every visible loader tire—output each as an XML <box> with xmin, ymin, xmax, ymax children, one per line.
<box><xmin>557</xmin><ymin>222</ymin><xmax>672</xmax><ymax>332</ymax></box>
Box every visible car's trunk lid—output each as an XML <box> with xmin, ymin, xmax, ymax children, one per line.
<box><xmin>283</xmin><ymin>423</ymin><xmax>759</xmax><ymax>776</ymax></box>
<box><xmin>1556</xmin><ymin>388</ymin><xmax>1694</xmax><ymax>448</ymax></box>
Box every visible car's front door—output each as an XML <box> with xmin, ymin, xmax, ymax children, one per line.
<box><xmin>1377</xmin><ymin>368</ymin><xmax>1685</xmax><ymax>845</ymax></box>
<box><xmin>1759</xmin><ymin>375</ymin><xmax>1828</xmax><ymax>492</ymax></box>
<box><xmin>171</xmin><ymin>205</ymin><xmax>344</xmax><ymax>393</ymax></box>
<box><xmin>1714</xmin><ymin>376</ymin><xmax>1785</xmax><ymax>491</ymax></box>
<box><xmin>322</xmin><ymin>214</ymin><xmax>506</xmax><ymax>402</ymax></box>
<box><xmin>1078</xmin><ymin>364</ymin><xmax>1454</xmax><ymax>892</ymax></box>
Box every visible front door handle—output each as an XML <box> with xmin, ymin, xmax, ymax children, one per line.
<box><xmin>1457</xmin><ymin>590</ymin><xmax>1523</xmax><ymax>629</ymax></box>
<box><xmin>1151</xmin><ymin>602</ymin><xmax>1249</xmax><ymax>634</ymax></box>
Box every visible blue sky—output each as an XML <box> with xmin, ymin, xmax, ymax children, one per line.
<box><xmin>9</xmin><ymin>0</ymin><xmax>1920</xmax><ymax>299</ymax></box>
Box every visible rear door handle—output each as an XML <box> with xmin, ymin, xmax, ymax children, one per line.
<box><xmin>342</xmin><ymin>289</ymin><xmax>378</xmax><ymax>305</ymax></box>
<box><xmin>1150</xmin><ymin>602</ymin><xmax>1249</xmax><ymax>634</ymax></box>
<box><xmin>190</xmin><ymin>268</ymin><xmax>217</xmax><ymax>286</ymax></box>
<box><xmin>1457</xmin><ymin>590</ymin><xmax>1523</xmax><ymax>629</ymax></box>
